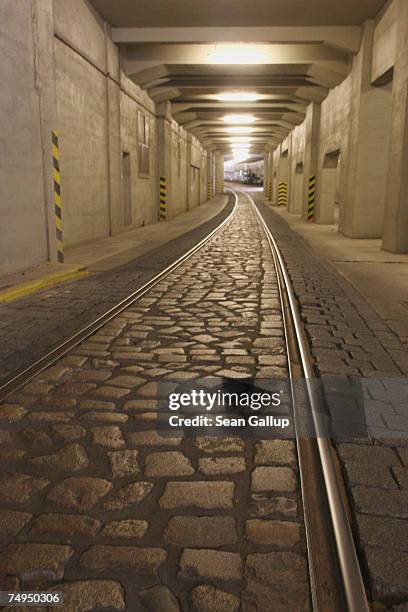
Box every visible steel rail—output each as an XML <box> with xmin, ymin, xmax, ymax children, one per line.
<box><xmin>0</xmin><ymin>193</ymin><xmax>238</xmax><ymax>404</ymax></box>
<box><xmin>245</xmin><ymin>189</ymin><xmax>369</xmax><ymax>612</ymax></box>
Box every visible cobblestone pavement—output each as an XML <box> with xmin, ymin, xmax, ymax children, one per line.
<box><xmin>0</xmin><ymin>195</ymin><xmax>311</xmax><ymax>611</ymax></box>
<box><xmin>252</xmin><ymin>191</ymin><xmax>408</xmax><ymax>611</ymax></box>
<box><xmin>0</xmin><ymin>199</ymin><xmax>234</xmax><ymax>386</ymax></box>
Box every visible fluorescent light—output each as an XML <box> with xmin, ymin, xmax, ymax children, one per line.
<box><xmin>228</xmin><ymin>137</ymin><xmax>253</xmax><ymax>143</ymax></box>
<box><xmin>208</xmin><ymin>45</ymin><xmax>265</xmax><ymax>64</ymax></box>
<box><xmin>217</xmin><ymin>92</ymin><xmax>260</xmax><ymax>102</ymax></box>
<box><xmin>223</xmin><ymin>114</ymin><xmax>256</xmax><ymax>124</ymax></box>
<box><xmin>227</xmin><ymin>126</ymin><xmax>253</xmax><ymax>134</ymax></box>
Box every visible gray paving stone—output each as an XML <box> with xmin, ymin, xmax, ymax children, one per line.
<box><xmin>254</xmin><ymin>440</ymin><xmax>296</xmax><ymax>466</ymax></box>
<box><xmin>29</xmin><ymin>443</ymin><xmax>89</xmax><ymax>473</ymax></box>
<box><xmin>245</xmin><ymin>519</ymin><xmax>301</xmax><ymax>548</ymax></box>
<box><xmin>356</xmin><ymin>514</ymin><xmax>408</xmax><ymax>552</ymax></box>
<box><xmin>79</xmin><ymin>545</ymin><xmax>166</xmax><ymax>574</ymax></box>
<box><xmin>198</xmin><ymin>456</ymin><xmax>246</xmax><ymax>475</ymax></box>
<box><xmin>52</xmin><ymin>580</ymin><xmax>126</xmax><ymax>612</ymax></box>
<box><xmin>0</xmin><ymin>543</ymin><xmax>74</xmax><ymax>581</ymax></box>
<box><xmin>47</xmin><ymin>477</ymin><xmax>113</xmax><ymax>511</ymax></box>
<box><xmin>0</xmin><ymin>509</ymin><xmax>32</xmax><ymax>536</ymax></box>
<box><xmin>250</xmin><ymin>495</ymin><xmax>298</xmax><ymax>519</ymax></box>
<box><xmin>179</xmin><ymin>549</ymin><xmax>242</xmax><ymax>581</ymax></box>
<box><xmin>351</xmin><ymin>486</ymin><xmax>408</xmax><ymax>519</ymax></box>
<box><xmin>196</xmin><ymin>436</ymin><xmax>245</xmax><ymax>454</ymax></box>
<box><xmin>108</xmin><ymin>450</ymin><xmax>140</xmax><ymax>478</ymax></box>
<box><xmin>365</xmin><ymin>546</ymin><xmax>408</xmax><ymax>601</ymax></box>
<box><xmin>243</xmin><ymin>552</ymin><xmax>310</xmax><ymax>611</ymax></box>
<box><xmin>160</xmin><ymin>481</ymin><xmax>234</xmax><ymax>509</ymax></box>
<box><xmin>103</xmin><ymin>481</ymin><xmax>154</xmax><ymax>510</ymax></box>
<box><xmin>139</xmin><ymin>585</ymin><xmax>181</xmax><ymax>612</ymax></box>
<box><xmin>30</xmin><ymin>514</ymin><xmax>102</xmax><ymax>537</ymax></box>
<box><xmin>91</xmin><ymin>426</ymin><xmax>125</xmax><ymax>449</ymax></box>
<box><xmin>164</xmin><ymin>516</ymin><xmax>237</xmax><ymax>547</ymax></box>
<box><xmin>101</xmin><ymin>519</ymin><xmax>148</xmax><ymax>539</ymax></box>
<box><xmin>191</xmin><ymin>585</ymin><xmax>240</xmax><ymax>612</ymax></box>
<box><xmin>0</xmin><ymin>472</ymin><xmax>49</xmax><ymax>503</ymax></box>
<box><xmin>144</xmin><ymin>451</ymin><xmax>195</xmax><ymax>477</ymax></box>
<box><xmin>251</xmin><ymin>467</ymin><xmax>297</xmax><ymax>493</ymax></box>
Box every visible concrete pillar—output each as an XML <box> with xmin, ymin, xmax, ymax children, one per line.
<box><xmin>382</xmin><ymin>0</ymin><xmax>408</xmax><ymax>253</ymax></box>
<box><xmin>207</xmin><ymin>151</ymin><xmax>214</xmax><ymax>200</ymax></box>
<box><xmin>32</xmin><ymin>0</ymin><xmax>59</xmax><ymax>263</ymax></box>
<box><xmin>157</xmin><ymin>101</ymin><xmax>173</xmax><ymax>219</ymax></box>
<box><xmin>215</xmin><ymin>152</ymin><xmax>225</xmax><ymax>194</ymax></box>
<box><xmin>186</xmin><ymin>133</ymin><xmax>192</xmax><ymax>209</ymax></box>
<box><xmin>302</xmin><ymin>103</ymin><xmax>321</xmax><ymax>221</ymax></box>
<box><xmin>342</xmin><ymin>22</ymin><xmax>393</xmax><ymax>237</ymax></box>
<box><xmin>277</xmin><ymin>138</ymin><xmax>291</xmax><ymax>207</ymax></box>
<box><xmin>263</xmin><ymin>153</ymin><xmax>269</xmax><ymax>198</ymax></box>
<box><xmin>105</xmin><ymin>32</ymin><xmax>122</xmax><ymax>235</ymax></box>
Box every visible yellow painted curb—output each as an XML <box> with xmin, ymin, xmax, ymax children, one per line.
<box><xmin>0</xmin><ymin>265</ymin><xmax>88</xmax><ymax>304</ymax></box>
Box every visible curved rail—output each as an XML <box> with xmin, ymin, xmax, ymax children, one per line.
<box><xmin>244</xmin><ymin>189</ymin><xmax>369</xmax><ymax>612</ymax></box>
<box><xmin>0</xmin><ymin>193</ymin><xmax>238</xmax><ymax>403</ymax></box>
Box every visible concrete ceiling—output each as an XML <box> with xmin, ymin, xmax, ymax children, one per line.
<box><xmin>91</xmin><ymin>0</ymin><xmax>386</xmax><ymax>27</ymax></box>
<box><xmin>90</xmin><ymin>0</ymin><xmax>387</xmax><ymax>156</ymax></box>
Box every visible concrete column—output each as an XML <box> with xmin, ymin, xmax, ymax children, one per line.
<box><xmin>263</xmin><ymin>153</ymin><xmax>269</xmax><ymax>198</ymax></box>
<box><xmin>157</xmin><ymin>101</ymin><xmax>173</xmax><ymax>219</ymax></box>
<box><xmin>105</xmin><ymin>32</ymin><xmax>122</xmax><ymax>235</ymax></box>
<box><xmin>207</xmin><ymin>151</ymin><xmax>213</xmax><ymax>199</ymax></box>
<box><xmin>271</xmin><ymin>149</ymin><xmax>279</xmax><ymax>205</ymax></box>
<box><xmin>302</xmin><ymin>103</ymin><xmax>321</xmax><ymax>221</ymax></box>
<box><xmin>382</xmin><ymin>0</ymin><xmax>408</xmax><ymax>253</ymax></box>
<box><xmin>277</xmin><ymin>138</ymin><xmax>291</xmax><ymax>207</ymax></box>
<box><xmin>186</xmin><ymin>133</ymin><xmax>192</xmax><ymax>209</ymax></box>
<box><xmin>215</xmin><ymin>152</ymin><xmax>225</xmax><ymax>194</ymax></box>
<box><xmin>267</xmin><ymin>151</ymin><xmax>275</xmax><ymax>202</ymax></box>
<box><xmin>342</xmin><ymin>21</ymin><xmax>393</xmax><ymax>237</ymax></box>
<box><xmin>32</xmin><ymin>0</ymin><xmax>59</xmax><ymax>263</ymax></box>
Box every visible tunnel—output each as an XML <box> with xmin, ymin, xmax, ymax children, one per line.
<box><xmin>0</xmin><ymin>1</ymin><xmax>408</xmax><ymax>611</ymax></box>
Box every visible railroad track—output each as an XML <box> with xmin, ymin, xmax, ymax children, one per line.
<box><xmin>0</xmin><ymin>190</ymin><xmax>369</xmax><ymax>611</ymax></box>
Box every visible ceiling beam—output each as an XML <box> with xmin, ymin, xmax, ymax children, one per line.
<box><xmin>113</xmin><ymin>26</ymin><xmax>361</xmax><ymax>53</ymax></box>
<box><xmin>124</xmin><ymin>43</ymin><xmax>349</xmax><ymax>66</ymax></box>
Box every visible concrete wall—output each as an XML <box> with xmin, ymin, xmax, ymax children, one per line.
<box><xmin>0</xmin><ymin>0</ymin><xmax>50</xmax><ymax>275</ymax></box>
<box><xmin>0</xmin><ymin>0</ymin><xmax>214</xmax><ymax>275</ymax></box>
<box><xmin>264</xmin><ymin>0</ymin><xmax>407</xmax><ymax>252</ymax></box>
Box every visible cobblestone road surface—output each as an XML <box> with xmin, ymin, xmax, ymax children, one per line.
<box><xmin>0</xmin><ymin>195</ymin><xmax>310</xmax><ymax>611</ymax></box>
<box><xmin>253</xmin><ymin>191</ymin><xmax>408</xmax><ymax>611</ymax></box>
<box><xmin>0</xmin><ymin>199</ymin><xmax>234</xmax><ymax>386</ymax></box>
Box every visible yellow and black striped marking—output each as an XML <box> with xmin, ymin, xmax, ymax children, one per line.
<box><xmin>278</xmin><ymin>181</ymin><xmax>288</xmax><ymax>206</ymax></box>
<box><xmin>207</xmin><ymin>181</ymin><xmax>212</xmax><ymax>200</ymax></box>
<box><xmin>52</xmin><ymin>130</ymin><xmax>64</xmax><ymax>263</ymax></box>
<box><xmin>308</xmin><ymin>175</ymin><xmax>316</xmax><ymax>221</ymax></box>
<box><xmin>267</xmin><ymin>181</ymin><xmax>273</xmax><ymax>200</ymax></box>
<box><xmin>159</xmin><ymin>176</ymin><xmax>166</xmax><ymax>221</ymax></box>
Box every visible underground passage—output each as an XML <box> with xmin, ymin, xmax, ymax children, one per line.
<box><xmin>1</xmin><ymin>0</ymin><xmax>408</xmax><ymax>611</ymax></box>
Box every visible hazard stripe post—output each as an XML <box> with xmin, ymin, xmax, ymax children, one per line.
<box><xmin>268</xmin><ymin>181</ymin><xmax>272</xmax><ymax>200</ymax></box>
<box><xmin>278</xmin><ymin>181</ymin><xmax>288</xmax><ymax>206</ymax></box>
<box><xmin>207</xmin><ymin>181</ymin><xmax>212</xmax><ymax>200</ymax></box>
<box><xmin>52</xmin><ymin>130</ymin><xmax>64</xmax><ymax>263</ymax></box>
<box><xmin>308</xmin><ymin>175</ymin><xmax>316</xmax><ymax>221</ymax></box>
<box><xmin>159</xmin><ymin>176</ymin><xmax>167</xmax><ymax>221</ymax></box>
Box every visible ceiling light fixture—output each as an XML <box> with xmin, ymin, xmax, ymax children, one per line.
<box><xmin>227</xmin><ymin>126</ymin><xmax>254</xmax><ymax>134</ymax></box>
<box><xmin>217</xmin><ymin>92</ymin><xmax>260</xmax><ymax>102</ymax></box>
<box><xmin>208</xmin><ymin>45</ymin><xmax>265</xmax><ymax>65</ymax></box>
<box><xmin>223</xmin><ymin>114</ymin><xmax>256</xmax><ymax>124</ymax></box>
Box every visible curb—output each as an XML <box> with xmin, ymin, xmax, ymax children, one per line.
<box><xmin>0</xmin><ymin>265</ymin><xmax>88</xmax><ymax>304</ymax></box>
